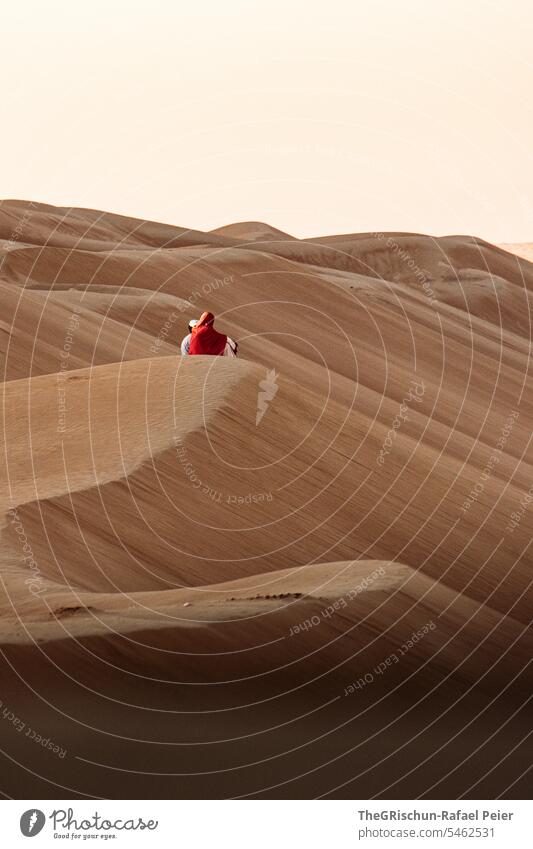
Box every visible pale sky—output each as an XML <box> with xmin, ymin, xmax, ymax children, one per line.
<box><xmin>2</xmin><ymin>0</ymin><xmax>533</xmax><ymax>242</ymax></box>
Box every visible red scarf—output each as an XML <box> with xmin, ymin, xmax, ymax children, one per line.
<box><xmin>188</xmin><ymin>311</ymin><xmax>227</xmax><ymax>356</ymax></box>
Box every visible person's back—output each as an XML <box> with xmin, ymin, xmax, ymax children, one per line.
<box><xmin>188</xmin><ymin>312</ymin><xmax>237</xmax><ymax>357</ymax></box>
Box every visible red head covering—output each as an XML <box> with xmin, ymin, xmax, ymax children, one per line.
<box><xmin>188</xmin><ymin>311</ymin><xmax>227</xmax><ymax>356</ymax></box>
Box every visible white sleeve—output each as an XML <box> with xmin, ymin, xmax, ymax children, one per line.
<box><xmin>224</xmin><ymin>338</ymin><xmax>237</xmax><ymax>357</ymax></box>
<box><xmin>180</xmin><ymin>335</ymin><xmax>190</xmax><ymax>355</ymax></box>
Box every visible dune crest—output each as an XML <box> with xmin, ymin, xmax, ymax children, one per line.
<box><xmin>1</xmin><ymin>356</ymin><xmax>252</xmax><ymax>512</ymax></box>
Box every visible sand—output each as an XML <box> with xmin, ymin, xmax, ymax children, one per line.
<box><xmin>0</xmin><ymin>199</ymin><xmax>531</xmax><ymax>799</ymax></box>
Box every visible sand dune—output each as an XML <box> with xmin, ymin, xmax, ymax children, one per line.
<box><xmin>2</xmin><ymin>558</ymin><xmax>529</xmax><ymax>698</ymax></box>
<box><xmin>209</xmin><ymin>221</ymin><xmax>296</xmax><ymax>242</ymax></box>
<box><xmin>0</xmin><ymin>201</ymin><xmax>531</xmax><ymax>799</ymax></box>
<box><xmin>0</xmin><ymin>199</ymin><xmax>236</xmax><ymax>251</ymax></box>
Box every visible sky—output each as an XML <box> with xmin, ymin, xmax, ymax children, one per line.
<box><xmin>2</xmin><ymin>0</ymin><xmax>533</xmax><ymax>242</ymax></box>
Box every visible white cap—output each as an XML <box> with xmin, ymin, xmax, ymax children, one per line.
<box><xmin>189</xmin><ymin>318</ymin><xmax>199</xmax><ymax>327</ymax></box>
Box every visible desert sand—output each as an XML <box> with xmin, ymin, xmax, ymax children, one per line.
<box><xmin>0</xmin><ymin>199</ymin><xmax>531</xmax><ymax>799</ymax></box>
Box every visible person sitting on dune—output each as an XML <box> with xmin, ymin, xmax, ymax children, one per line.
<box><xmin>180</xmin><ymin>318</ymin><xmax>199</xmax><ymax>355</ymax></box>
<box><xmin>188</xmin><ymin>311</ymin><xmax>238</xmax><ymax>357</ymax></box>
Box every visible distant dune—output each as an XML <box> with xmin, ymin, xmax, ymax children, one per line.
<box><xmin>209</xmin><ymin>221</ymin><xmax>296</xmax><ymax>242</ymax></box>
<box><xmin>0</xmin><ymin>199</ymin><xmax>531</xmax><ymax>799</ymax></box>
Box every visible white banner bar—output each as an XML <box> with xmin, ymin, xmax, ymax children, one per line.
<box><xmin>1</xmin><ymin>799</ymin><xmax>531</xmax><ymax>848</ymax></box>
